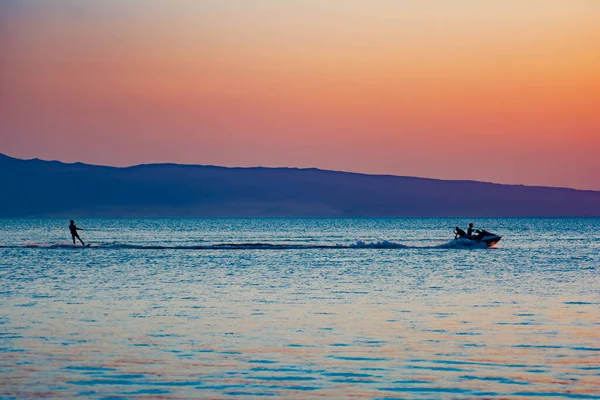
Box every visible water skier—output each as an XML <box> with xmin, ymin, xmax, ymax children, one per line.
<box><xmin>69</xmin><ymin>220</ymin><xmax>85</xmax><ymax>246</ymax></box>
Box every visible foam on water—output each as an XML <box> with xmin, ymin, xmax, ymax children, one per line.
<box><xmin>435</xmin><ymin>237</ymin><xmax>491</xmax><ymax>249</ymax></box>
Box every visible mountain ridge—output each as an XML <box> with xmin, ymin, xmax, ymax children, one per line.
<box><xmin>1</xmin><ymin>153</ymin><xmax>598</xmax><ymax>217</ymax></box>
<box><xmin>2</xmin><ymin>152</ymin><xmax>596</xmax><ymax>192</ymax></box>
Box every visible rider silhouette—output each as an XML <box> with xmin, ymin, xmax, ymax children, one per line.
<box><xmin>69</xmin><ymin>220</ymin><xmax>85</xmax><ymax>246</ymax></box>
<box><xmin>467</xmin><ymin>223</ymin><xmax>475</xmax><ymax>237</ymax></box>
<box><xmin>454</xmin><ymin>226</ymin><xmax>467</xmax><ymax>239</ymax></box>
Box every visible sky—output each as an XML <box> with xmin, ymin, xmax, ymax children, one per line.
<box><xmin>1</xmin><ymin>0</ymin><xmax>599</xmax><ymax>190</ymax></box>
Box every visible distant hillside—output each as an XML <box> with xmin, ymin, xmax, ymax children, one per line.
<box><xmin>0</xmin><ymin>153</ymin><xmax>599</xmax><ymax>217</ymax></box>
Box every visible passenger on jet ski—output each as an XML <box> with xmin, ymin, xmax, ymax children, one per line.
<box><xmin>454</xmin><ymin>227</ymin><xmax>468</xmax><ymax>239</ymax></box>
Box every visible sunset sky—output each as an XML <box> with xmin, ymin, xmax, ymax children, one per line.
<box><xmin>1</xmin><ymin>0</ymin><xmax>599</xmax><ymax>189</ymax></box>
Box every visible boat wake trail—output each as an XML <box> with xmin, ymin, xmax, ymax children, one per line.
<box><xmin>435</xmin><ymin>238</ymin><xmax>490</xmax><ymax>249</ymax></box>
<box><xmin>1</xmin><ymin>239</ymin><xmax>491</xmax><ymax>250</ymax></box>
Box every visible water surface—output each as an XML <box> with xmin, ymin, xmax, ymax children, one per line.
<box><xmin>1</xmin><ymin>218</ymin><xmax>599</xmax><ymax>398</ymax></box>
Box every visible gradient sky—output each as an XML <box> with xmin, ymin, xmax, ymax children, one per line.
<box><xmin>1</xmin><ymin>0</ymin><xmax>599</xmax><ymax>189</ymax></box>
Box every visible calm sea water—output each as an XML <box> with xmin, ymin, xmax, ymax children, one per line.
<box><xmin>1</xmin><ymin>218</ymin><xmax>599</xmax><ymax>399</ymax></box>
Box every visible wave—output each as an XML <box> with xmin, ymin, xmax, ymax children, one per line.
<box><xmin>349</xmin><ymin>240</ymin><xmax>409</xmax><ymax>249</ymax></box>
<box><xmin>435</xmin><ymin>238</ymin><xmax>490</xmax><ymax>249</ymax></box>
<box><xmin>0</xmin><ymin>239</ymin><xmax>491</xmax><ymax>250</ymax></box>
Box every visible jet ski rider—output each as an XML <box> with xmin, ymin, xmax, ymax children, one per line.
<box><xmin>467</xmin><ymin>223</ymin><xmax>476</xmax><ymax>238</ymax></box>
<box><xmin>455</xmin><ymin>223</ymin><xmax>480</xmax><ymax>240</ymax></box>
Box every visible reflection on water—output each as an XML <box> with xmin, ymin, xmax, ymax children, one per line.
<box><xmin>1</xmin><ymin>218</ymin><xmax>599</xmax><ymax>398</ymax></box>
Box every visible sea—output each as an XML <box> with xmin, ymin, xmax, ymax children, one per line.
<box><xmin>1</xmin><ymin>218</ymin><xmax>599</xmax><ymax>399</ymax></box>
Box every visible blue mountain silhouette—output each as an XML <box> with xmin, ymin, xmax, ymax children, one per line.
<box><xmin>1</xmin><ymin>153</ymin><xmax>598</xmax><ymax>217</ymax></box>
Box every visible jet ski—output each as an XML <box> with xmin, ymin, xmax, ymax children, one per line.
<box><xmin>454</xmin><ymin>227</ymin><xmax>502</xmax><ymax>248</ymax></box>
<box><xmin>472</xmin><ymin>230</ymin><xmax>502</xmax><ymax>248</ymax></box>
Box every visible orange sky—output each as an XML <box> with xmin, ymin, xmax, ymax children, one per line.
<box><xmin>1</xmin><ymin>0</ymin><xmax>599</xmax><ymax>189</ymax></box>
